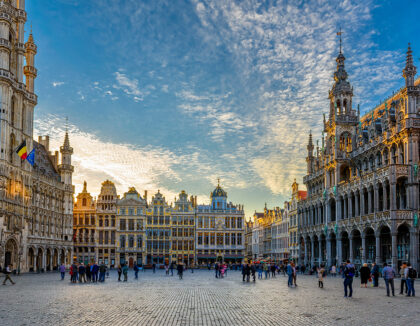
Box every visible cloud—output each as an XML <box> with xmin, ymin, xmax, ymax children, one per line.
<box><xmin>52</xmin><ymin>81</ymin><xmax>64</xmax><ymax>87</ymax></box>
<box><xmin>114</xmin><ymin>71</ymin><xmax>150</xmax><ymax>101</ymax></box>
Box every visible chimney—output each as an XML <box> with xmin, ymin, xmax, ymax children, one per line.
<box><xmin>38</xmin><ymin>135</ymin><xmax>50</xmax><ymax>152</ymax></box>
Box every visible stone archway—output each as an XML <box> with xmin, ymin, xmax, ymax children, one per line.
<box><xmin>28</xmin><ymin>247</ymin><xmax>35</xmax><ymax>272</ymax></box>
<box><xmin>341</xmin><ymin>232</ymin><xmax>350</xmax><ymax>262</ymax></box>
<box><xmin>37</xmin><ymin>248</ymin><xmax>43</xmax><ymax>272</ymax></box>
<box><xmin>380</xmin><ymin>225</ymin><xmax>392</xmax><ymax>264</ymax></box>
<box><xmin>4</xmin><ymin>238</ymin><xmax>18</xmax><ymax>269</ymax></box>
<box><xmin>53</xmin><ymin>249</ymin><xmax>59</xmax><ymax>270</ymax></box>
<box><xmin>46</xmin><ymin>249</ymin><xmax>52</xmax><ymax>271</ymax></box>
<box><xmin>364</xmin><ymin>227</ymin><xmax>376</xmax><ymax>263</ymax></box>
<box><xmin>397</xmin><ymin>224</ymin><xmax>410</xmax><ymax>267</ymax></box>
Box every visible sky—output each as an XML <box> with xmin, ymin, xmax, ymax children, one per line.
<box><xmin>29</xmin><ymin>0</ymin><xmax>419</xmax><ymax>218</ymax></box>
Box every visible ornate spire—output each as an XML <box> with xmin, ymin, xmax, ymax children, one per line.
<box><xmin>83</xmin><ymin>181</ymin><xmax>87</xmax><ymax>192</ymax></box>
<box><xmin>403</xmin><ymin>43</ymin><xmax>417</xmax><ymax>87</ymax></box>
<box><xmin>307</xmin><ymin>131</ymin><xmax>314</xmax><ymax>157</ymax></box>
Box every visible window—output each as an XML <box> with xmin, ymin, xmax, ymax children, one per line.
<box><xmin>129</xmin><ymin>236</ymin><xmax>134</xmax><ymax>248</ymax></box>
<box><xmin>225</xmin><ymin>233</ymin><xmax>230</xmax><ymax>245</ymax></box>
<box><xmin>217</xmin><ymin>233</ymin><xmax>223</xmax><ymax>245</ymax></box>
<box><xmin>237</xmin><ymin>217</ymin><xmax>242</xmax><ymax>229</ymax></box>
<box><xmin>198</xmin><ymin>232</ymin><xmax>203</xmax><ymax>245</ymax></box>
<box><xmin>137</xmin><ymin>236</ymin><xmax>142</xmax><ymax>248</ymax></box>
<box><xmin>210</xmin><ymin>233</ymin><xmax>215</xmax><ymax>245</ymax></box>
<box><xmin>105</xmin><ymin>217</ymin><xmax>109</xmax><ymax>227</ymax></box>
<box><xmin>111</xmin><ymin>231</ymin><xmax>115</xmax><ymax>244</ymax></box>
<box><xmin>173</xmin><ymin>240</ymin><xmax>177</xmax><ymax>250</ymax></box>
<box><xmin>225</xmin><ymin>217</ymin><xmax>230</xmax><ymax>228</ymax></box>
<box><xmin>99</xmin><ymin>231</ymin><xmax>103</xmax><ymax>244</ymax></box>
<box><xmin>91</xmin><ymin>216</ymin><xmax>95</xmax><ymax>225</ymax></box>
<box><xmin>121</xmin><ymin>208</ymin><xmax>126</xmax><ymax>215</ymax></box>
<box><xmin>99</xmin><ymin>217</ymin><xmax>103</xmax><ymax>227</ymax></box>
<box><xmin>128</xmin><ymin>219</ymin><xmax>134</xmax><ymax>231</ymax></box>
<box><xmin>104</xmin><ymin>231</ymin><xmax>108</xmax><ymax>244</ymax></box>
<box><xmin>198</xmin><ymin>217</ymin><xmax>202</xmax><ymax>228</ymax></box>
<box><xmin>231</xmin><ymin>233</ymin><xmax>236</xmax><ymax>245</ymax></box>
<box><xmin>120</xmin><ymin>219</ymin><xmax>126</xmax><ymax>231</ymax></box>
<box><xmin>172</xmin><ymin>216</ymin><xmax>177</xmax><ymax>225</ymax></box>
<box><xmin>136</xmin><ymin>219</ymin><xmax>142</xmax><ymax>230</ymax></box>
<box><xmin>128</xmin><ymin>208</ymin><xmax>134</xmax><ymax>215</ymax></box>
<box><xmin>237</xmin><ymin>233</ymin><xmax>242</xmax><ymax>245</ymax></box>
<box><xmin>137</xmin><ymin>208</ymin><xmax>142</xmax><ymax>215</ymax></box>
<box><xmin>111</xmin><ymin>216</ymin><xmax>115</xmax><ymax>227</ymax></box>
<box><xmin>120</xmin><ymin>235</ymin><xmax>125</xmax><ymax>248</ymax></box>
<box><xmin>82</xmin><ymin>198</ymin><xmax>86</xmax><ymax>206</ymax></box>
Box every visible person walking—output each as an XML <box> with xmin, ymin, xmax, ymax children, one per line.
<box><xmin>343</xmin><ymin>260</ymin><xmax>355</xmax><ymax>298</ymax></box>
<box><xmin>91</xmin><ymin>262</ymin><xmax>99</xmax><ymax>283</ymax></box>
<box><xmin>99</xmin><ymin>262</ymin><xmax>107</xmax><ymax>282</ymax></box>
<box><xmin>359</xmin><ymin>263</ymin><xmax>370</xmax><ymax>288</ymax></box>
<box><xmin>371</xmin><ymin>262</ymin><xmax>379</xmax><ymax>287</ymax></box>
<box><xmin>331</xmin><ymin>265</ymin><xmax>336</xmax><ymax>277</ymax></box>
<box><xmin>318</xmin><ymin>265</ymin><xmax>325</xmax><ymax>288</ymax></box>
<box><xmin>177</xmin><ymin>263</ymin><xmax>184</xmax><ymax>280</ymax></box>
<box><xmin>215</xmin><ymin>263</ymin><xmax>219</xmax><ymax>279</ymax></box>
<box><xmin>117</xmin><ymin>265</ymin><xmax>122</xmax><ymax>282</ymax></box>
<box><xmin>59</xmin><ymin>263</ymin><xmax>66</xmax><ymax>281</ymax></box>
<box><xmin>165</xmin><ymin>263</ymin><xmax>169</xmax><ymax>275</ymax></box>
<box><xmin>152</xmin><ymin>263</ymin><xmax>156</xmax><ymax>274</ymax></box>
<box><xmin>400</xmin><ymin>262</ymin><xmax>408</xmax><ymax>295</ymax></box>
<box><xmin>251</xmin><ymin>263</ymin><xmax>256</xmax><ymax>282</ymax></box>
<box><xmin>263</xmin><ymin>262</ymin><xmax>269</xmax><ymax>279</ymax></box>
<box><xmin>286</xmin><ymin>262</ymin><xmax>293</xmax><ymax>287</ymax></box>
<box><xmin>70</xmin><ymin>262</ymin><xmax>78</xmax><ymax>283</ymax></box>
<box><xmin>292</xmin><ymin>262</ymin><xmax>298</xmax><ymax>286</ymax></box>
<box><xmin>271</xmin><ymin>263</ymin><xmax>276</xmax><ymax>278</ymax></box>
<box><xmin>257</xmin><ymin>263</ymin><xmax>263</xmax><ymax>279</ymax></box>
<box><xmin>382</xmin><ymin>263</ymin><xmax>395</xmax><ymax>296</ymax></box>
<box><xmin>170</xmin><ymin>262</ymin><xmax>174</xmax><ymax>276</ymax></box>
<box><xmin>242</xmin><ymin>263</ymin><xmax>247</xmax><ymax>282</ymax></box>
<box><xmin>122</xmin><ymin>264</ymin><xmax>128</xmax><ymax>282</ymax></box>
<box><xmin>405</xmin><ymin>263</ymin><xmax>417</xmax><ymax>297</ymax></box>
<box><xmin>134</xmin><ymin>263</ymin><xmax>139</xmax><ymax>279</ymax></box>
<box><xmin>78</xmin><ymin>263</ymin><xmax>86</xmax><ymax>283</ymax></box>
<box><xmin>2</xmin><ymin>265</ymin><xmax>15</xmax><ymax>285</ymax></box>
<box><xmin>86</xmin><ymin>263</ymin><xmax>91</xmax><ymax>282</ymax></box>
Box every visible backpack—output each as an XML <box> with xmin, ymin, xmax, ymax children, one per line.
<box><xmin>408</xmin><ymin>268</ymin><xmax>417</xmax><ymax>279</ymax></box>
<box><xmin>345</xmin><ymin>266</ymin><xmax>355</xmax><ymax>278</ymax></box>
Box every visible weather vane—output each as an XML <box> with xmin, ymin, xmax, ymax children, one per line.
<box><xmin>337</xmin><ymin>27</ymin><xmax>343</xmax><ymax>53</ymax></box>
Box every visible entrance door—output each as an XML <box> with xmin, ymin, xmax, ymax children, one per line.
<box><xmin>129</xmin><ymin>257</ymin><xmax>134</xmax><ymax>268</ymax></box>
<box><xmin>5</xmin><ymin>251</ymin><xmax>12</xmax><ymax>267</ymax></box>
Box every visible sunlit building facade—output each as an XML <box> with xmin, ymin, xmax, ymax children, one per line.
<box><xmin>298</xmin><ymin>45</ymin><xmax>420</xmax><ymax>270</ymax></box>
<box><xmin>196</xmin><ymin>182</ymin><xmax>245</xmax><ymax>265</ymax></box>
<box><xmin>0</xmin><ymin>1</ymin><xmax>73</xmax><ymax>272</ymax></box>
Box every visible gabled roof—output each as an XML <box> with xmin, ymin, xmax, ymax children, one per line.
<box><xmin>33</xmin><ymin>141</ymin><xmax>60</xmax><ymax>181</ymax></box>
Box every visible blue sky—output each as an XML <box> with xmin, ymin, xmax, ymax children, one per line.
<box><xmin>30</xmin><ymin>0</ymin><xmax>419</xmax><ymax>218</ymax></box>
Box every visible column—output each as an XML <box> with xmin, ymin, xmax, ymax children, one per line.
<box><xmin>348</xmin><ymin>195</ymin><xmax>353</xmax><ymax>218</ymax></box>
<box><xmin>410</xmin><ymin>230</ymin><xmax>419</xmax><ymax>270</ymax></box>
<box><xmin>391</xmin><ymin>231</ymin><xmax>398</xmax><ymax>269</ymax></box>
<box><xmin>34</xmin><ymin>254</ymin><xmax>37</xmax><ymax>273</ymax></box>
<box><xmin>355</xmin><ymin>193</ymin><xmax>359</xmax><ymax>217</ymax></box>
<box><xmin>374</xmin><ymin>185</ymin><xmax>379</xmax><ymax>213</ymax></box>
<box><xmin>326</xmin><ymin>237</ymin><xmax>332</xmax><ymax>267</ymax></box>
<box><xmin>337</xmin><ymin>237</ymin><xmax>342</xmax><ymax>265</ymax></box>
<box><xmin>367</xmin><ymin>189</ymin><xmax>372</xmax><ymax>214</ymax></box>
<box><xmin>318</xmin><ymin>237</ymin><xmax>323</xmax><ymax>265</ymax></box>
<box><xmin>304</xmin><ymin>240</ymin><xmax>308</xmax><ymax>266</ymax></box>
<box><xmin>42</xmin><ymin>250</ymin><xmax>46</xmax><ymax>272</ymax></box>
<box><xmin>311</xmin><ymin>237</ymin><xmax>315</xmax><ymax>266</ymax></box>
<box><xmin>360</xmin><ymin>190</ymin><xmax>364</xmax><ymax>216</ymax></box>
<box><xmin>375</xmin><ymin>232</ymin><xmax>381</xmax><ymax>264</ymax></box>
<box><xmin>324</xmin><ymin>203</ymin><xmax>329</xmax><ymax>224</ymax></box>
<box><xmin>361</xmin><ymin>235</ymin><xmax>366</xmax><ymax>264</ymax></box>
<box><xmin>383</xmin><ymin>184</ymin><xmax>388</xmax><ymax>210</ymax></box>
<box><xmin>349</xmin><ymin>235</ymin><xmax>354</xmax><ymax>262</ymax></box>
<box><xmin>336</xmin><ymin>198</ymin><xmax>341</xmax><ymax>221</ymax></box>
<box><xmin>390</xmin><ymin>182</ymin><xmax>397</xmax><ymax>210</ymax></box>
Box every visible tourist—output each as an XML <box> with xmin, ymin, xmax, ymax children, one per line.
<box><xmin>99</xmin><ymin>262</ymin><xmax>107</xmax><ymax>282</ymax></box>
<box><xmin>134</xmin><ymin>263</ymin><xmax>139</xmax><ymax>279</ymax></box>
<box><xmin>117</xmin><ymin>264</ymin><xmax>122</xmax><ymax>281</ymax></box>
<box><xmin>242</xmin><ymin>263</ymin><xmax>247</xmax><ymax>282</ymax></box>
<box><xmin>371</xmin><ymin>262</ymin><xmax>379</xmax><ymax>287</ymax></box>
<box><xmin>317</xmin><ymin>265</ymin><xmax>325</xmax><ymax>288</ymax></box>
<box><xmin>78</xmin><ymin>263</ymin><xmax>86</xmax><ymax>283</ymax></box>
<box><xmin>292</xmin><ymin>262</ymin><xmax>297</xmax><ymax>286</ymax></box>
<box><xmin>165</xmin><ymin>263</ymin><xmax>169</xmax><ymax>275</ymax></box>
<box><xmin>122</xmin><ymin>264</ymin><xmax>128</xmax><ymax>282</ymax></box>
<box><xmin>70</xmin><ymin>261</ymin><xmax>78</xmax><ymax>283</ymax></box>
<box><xmin>251</xmin><ymin>263</ymin><xmax>256</xmax><ymax>282</ymax></box>
<box><xmin>359</xmin><ymin>263</ymin><xmax>370</xmax><ymax>288</ymax></box>
<box><xmin>271</xmin><ymin>263</ymin><xmax>276</xmax><ymax>278</ymax></box>
<box><xmin>190</xmin><ymin>263</ymin><xmax>194</xmax><ymax>273</ymax></box>
<box><xmin>220</xmin><ymin>263</ymin><xmax>226</xmax><ymax>278</ymax></box>
<box><xmin>257</xmin><ymin>263</ymin><xmax>263</xmax><ymax>279</ymax></box>
<box><xmin>170</xmin><ymin>262</ymin><xmax>174</xmax><ymax>276</ymax></box>
<box><xmin>2</xmin><ymin>265</ymin><xmax>15</xmax><ymax>285</ymax></box>
<box><xmin>215</xmin><ymin>262</ymin><xmax>219</xmax><ymax>278</ymax></box>
<box><xmin>245</xmin><ymin>263</ymin><xmax>251</xmax><ymax>282</ymax></box>
<box><xmin>405</xmin><ymin>262</ymin><xmax>417</xmax><ymax>297</ymax></box>
<box><xmin>343</xmin><ymin>260</ymin><xmax>355</xmax><ymax>298</ymax></box>
<box><xmin>286</xmin><ymin>262</ymin><xmax>293</xmax><ymax>287</ymax></box>
<box><xmin>382</xmin><ymin>263</ymin><xmax>395</xmax><ymax>296</ymax></box>
<box><xmin>400</xmin><ymin>262</ymin><xmax>407</xmax><ymax>295</ymax></box>
<box><xmin>152</xmin><ymin>263</ymin><xmax>156</xmax><ymax>273</ymax></box>
<box><xmin>91</xmin><ymin>262</ymin><xmax>99</xmax><ymax>283</ymax></box>
<box><xmin>86</xmin><ymin>263</ymin><xmax>92</xmax><ymax>282</ymax></box>
<box><xmin>59</xmin><ymin>263</ymin><xmax>66</xmax><ymax>280</ymax></box>
<box><xmin>263</xmin><ymin>262</ymin><xmax>269</xmax><ymax>279</ymax></box>
<box><xmin>331</xmin><ymin>265</ymin><xmax>336</xmax><ymax>277</ymax></box>
<box><xmin>177</xmin><ymin>263</ymin><xmax>184</xmax><ymax>280</ymax></box>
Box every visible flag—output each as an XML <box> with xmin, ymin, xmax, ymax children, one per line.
<box><xmin>16</xmin><ymin>140</ymin><xmax>28</xmax><ymax>160</ymax></box>
<box><xmin>336</xmin><ymin>31</ymin><xmax>342</xmax><ymax>36</ymax></box>
<box><xmin>26</xmin><ymin>148</ymin><xmax>35</xmax><ymax>166</ymax></box>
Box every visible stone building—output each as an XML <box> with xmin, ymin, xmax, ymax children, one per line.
<box><xmin>145</xmin><ymin>190</ymin><xmax>172</xmax><ymax>265</ymax></box>
<box><xmin>73</xmin><ymin>181</ymin><xmax>96</xmax><ymax>264</ymax></box>
<box><xmin>298</xmin><ymin>45</ymin><xmax>420</xmax><ymax>270</ymax></box>
<box><xmin>171</xmin><ymin>191</ymin><xmax>196</xmax><ymax>265</ymax></box>
<box><xmin>96</xmin><ymin>180</ymin><xmax>117</xmax><ymax>267</ymax></box>
<box><xmin>244</xmin><ymin>219</ymin><xmax>253</xmax><ymax>261</ymax></box>
<box><xmin>271</xmin><ymin>203</ymin><xmax>289</xmax><ymax>262</ymax></box>
<box><xmin>0</xmin><ymin>1</ymin><xmax>74</xmax><ymax>272</ymax></box>
<box><xmin>288</xmin><ymin>180</ymin><xmax>306</xmax><ymax>262</ymax></box>
<box><xmin>116</xmin><ymin>187</ymin><xmax>146</xmax><ymax>267</ymax></box>
<box><xmin>196</xmin><ymin>182</ymin><xmax>245</xmax><ymax>265</ymax></box>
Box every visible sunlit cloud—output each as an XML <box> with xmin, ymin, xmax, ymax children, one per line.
<box><xmin>52</xmin><ymin>81</ymin><xmax>64</xmax><ymax>87</ymax></box>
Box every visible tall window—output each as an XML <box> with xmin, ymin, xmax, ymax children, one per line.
<box><xmin>137</xmin><ymin>236</ymin><xmax>142</xmax><ymax>248</ymax></box>
<box><xmin>120</xmin><ymin>235</ymin><xmax>125</xmax><ymax>248</ymax></box>
<box><xmin>128</xmin><ymin>219</ymin><xmax>134</xmax><ymax>231</ymax></box>
<box><xmin>129</xmin><ymin>236</ymin><xmax>134</xmax><ymax>248</ymax></box>
<box><xmin>120</xmin><ymin>219</ymin><xmax>126</xmax><ymax>231</ymax></box>
<box><xmin>128</xmin><ymin>208</ymin><xmax>134</xmax><ymax>215</ymax></box>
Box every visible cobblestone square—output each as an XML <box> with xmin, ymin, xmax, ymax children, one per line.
<box><xmin>1</xmin><ymin>270</ymin><xmax>419</xmax><ymax>326</ymax></box>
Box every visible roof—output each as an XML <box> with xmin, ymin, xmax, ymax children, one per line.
<box><xmin>211</xmin><ymin>185</ymin><xmax>227</xmax><ymax>198</ymax></box>
<box><xmin>33</xmin><ymin>141</ymin><xmax>60</xmax><ymax>181</ymax></box>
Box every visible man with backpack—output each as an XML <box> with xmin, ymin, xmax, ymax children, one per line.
<box><xmin>343</xmin><ymin>260</ymin><xmax>355</xmax><ymax>298</ymax></box>
<box><xmin>404</xmin><ymin>263</ymin><xmax>417</xmax><ymax>297</ymax></box>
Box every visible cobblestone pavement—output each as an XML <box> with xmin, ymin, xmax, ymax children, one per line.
<box><xmin>0</xmin><ymin>270</ymin><xmax>419</xmax><ymax>326</ymax></box>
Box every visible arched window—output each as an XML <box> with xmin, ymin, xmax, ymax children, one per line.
<box><xmin>129</xmin><ymin>236</ymin><xmax>134</xmax><ymax>248</ymax></box>
<box><xmin>82</xmin><ymin>198</ymin><xmax>86</xmax><ymax>206</ymax></box>
<box><xmin>120</xmin><ymin>235</ymin><xmax>125</xmax><ymax>248</ymax></box>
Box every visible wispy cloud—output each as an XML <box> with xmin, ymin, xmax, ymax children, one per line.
<box><xmin>52</xmin><ymin>81</ymin><xmax>64</xmax><ymax>87</ymax></box>
<box><xmin>113</xmin><ymin>71</ymin><xmax>149</xmax><ymax>102</ymax></box>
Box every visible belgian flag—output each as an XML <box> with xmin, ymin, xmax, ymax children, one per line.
<box><xmin>16</xmin><ymin>140</ymin><xmax>28</xmax><ymax>160</ymax></box>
